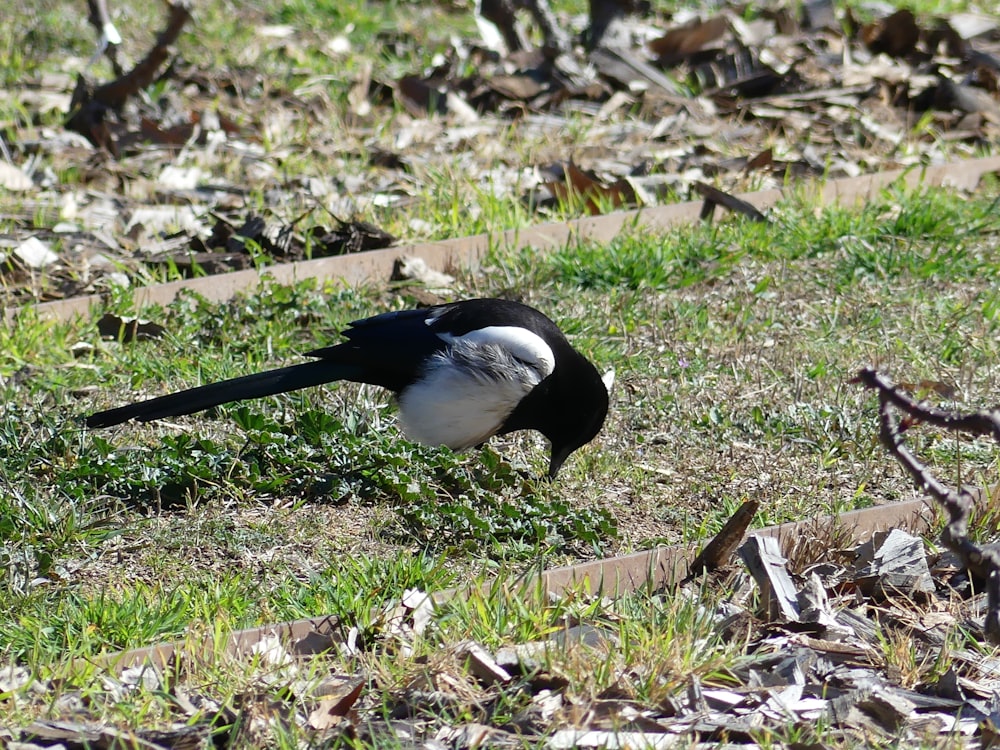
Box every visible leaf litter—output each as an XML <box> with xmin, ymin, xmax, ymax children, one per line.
<box><xmin>4</xmin><ymin>0</ymin><xmax>1000</xmax><ymax>745</ymax></box>
<box><xmin>2</xmin><ymin>0</ymin><xmax>999</xmax><ymax>305</ymax></box>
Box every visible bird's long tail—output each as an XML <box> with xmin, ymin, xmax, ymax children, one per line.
<box><xmin>85</xmin><ymin>360</ymin><xmax>362</xmax><ymax>428</ymax></box>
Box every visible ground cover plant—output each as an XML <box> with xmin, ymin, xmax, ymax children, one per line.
<box><xmin>4</xmin><ymin>0</ymin><xmax>1000</xmax><ymax>745</ymax></box>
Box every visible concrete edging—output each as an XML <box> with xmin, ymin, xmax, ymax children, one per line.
<box><xmin>94</xmin><ymin>496</ymin><xmax>934</xmax><ymax>671</ymax></box>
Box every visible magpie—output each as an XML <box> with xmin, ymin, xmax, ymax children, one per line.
<box><xmin>85</xmin><ymin>298</ymin><xmax>610</xmax><ymax>478</ymax></box>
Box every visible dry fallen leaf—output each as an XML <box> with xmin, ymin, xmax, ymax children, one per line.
<box><xmin>544</xmin><ymin>162</ymin><xmax>637</xmax><ymax>216</ymax></box>
<box><xmin>307</xmin><ymin>676</ymin><xmax>364</xmax><ymax>730</ymax></box>
<box><xmin>860</xmin><ymin>9</ymin><xmax>919</xmax><ymax>58</ymax></box>
<box><xmin>392</xmin><ymin>256</ymin><xmax>455</xmax><ymax>289</ymax></box>
<box><xmin>14</xmin><ymin>237</ymin><xmax>58</xmax><ymax>269</ymax></box>
<box><xmin>0</xmin><ymin>161</ymin><xmax>33</xmax><ymax>191</ymax></box>
<box><xmin>649</xmin><ymin>14</ymin><xmax>729</xmax><ymax>59</ymax></box>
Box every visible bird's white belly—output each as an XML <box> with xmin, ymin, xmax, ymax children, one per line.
<box><xmin>397</xmin><ymin>342</ymin><xmax>544</xmax><ymax>450</ymax></box>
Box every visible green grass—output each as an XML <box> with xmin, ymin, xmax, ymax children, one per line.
<box><xmin>2</xmin><ymin>0</ymin><xmax>1000</xmax><ymax>740</ymax></box>
<box><xmin>2</xmin><ymin>182</ymin><xmax>1000</xmax><ymax>675</ymax></box>
<box><xmin>540</xmin><ymin>186</ymin><xmax>999</xmax><ymax>293</ymax></box>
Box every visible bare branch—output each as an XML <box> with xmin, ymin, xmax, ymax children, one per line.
<box><xmin>855</xmin><ymin>367</ymin><xmax>1000</xmax><ymax>644</ymax></box>
<box><xmin>67</xmin><ymin>0</ymin><xmax>193</xmax><ymax>153</ymax></box>
<box><xmin>477</xmin><ymin>0</ymin><xmax>529</xmax><ymax>53</ymax></box>
<box><xmin>94</xmin><ymin>0</ymin><xmax>192</xmax><ymax>111</ymax></box>
<box><xmin>855</xmin><ymin>368</ymin><xmax>1000</xmax><ymax>441</ymax></box>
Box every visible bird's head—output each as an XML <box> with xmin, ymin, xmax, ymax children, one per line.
<box><xmin>503</xmin><ymin>349</ymin><xmax>611</xmax><ymax>478</ymax></box>
<box><xmin>544</xmin><ymin>360</ymin><xmax>611</xmax><ymax>478</ymax></box>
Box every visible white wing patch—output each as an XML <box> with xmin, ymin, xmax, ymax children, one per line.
<box><xmin>437</xmin><ymin>326</ymin><xmax>556</xmax><ymax>380</ymax></box>
<box><xmin>398</xmin><ymin>327</ymin><xmax>555</xmax><ymax>451</ymax></box>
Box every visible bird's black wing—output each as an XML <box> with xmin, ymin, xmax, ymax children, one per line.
<box><xmin>306</xmin><ymin>299</ymin><xmax>569</xmax><ymax>390</ymax></box>
<box><xmin>305</xmin><ymin>305</ymin><xmax>452</xmax><ymax>391</ymax></box>
<box><xmin>424</xmin><ymin>298</ymin><xmax>569</xmax><ymax>342</ymax></box>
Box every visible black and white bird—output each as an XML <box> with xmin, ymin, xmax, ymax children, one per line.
<box><xmin>85</xmin><ymin>298</ymin><xmax>610</xmax><ymax>478</ymax></box>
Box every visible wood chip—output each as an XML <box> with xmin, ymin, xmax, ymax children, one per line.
<box><xmin>853</xmin><ymin>529</ymin><xmax>935</xmax><ymax>600</ymax></box>
<box><xmin>738</xmin><ymin>535</ymin><xmax>801</xmax><ymax>622</ymax></box>
<box><xmin>456</xmin><ymin>640</ymin><xmax>514</xmax><ymax>685</ymax></box>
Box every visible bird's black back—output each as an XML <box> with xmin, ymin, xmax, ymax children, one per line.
<box><xmin>307</xmin><ymin>298</ymin><xmax>575</xmax><ymax>392</ymax></box>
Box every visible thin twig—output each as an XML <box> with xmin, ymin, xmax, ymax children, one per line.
<box><xmin>86</xmin><ymin>0</ymin><xmax>125</xmax><ymax>76</ymax></box>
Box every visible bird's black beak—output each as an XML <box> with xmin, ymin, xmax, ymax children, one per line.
<box><xmin>547</xmin><ymin>443</ymin><xmax>573</xmax><ymax>479</ymax></box>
